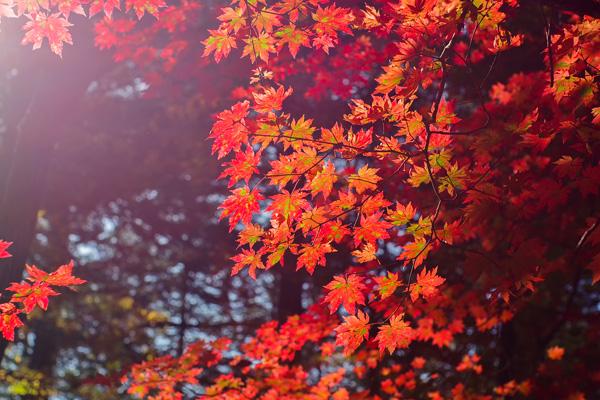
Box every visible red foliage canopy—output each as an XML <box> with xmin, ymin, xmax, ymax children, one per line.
<box><xmin>2</xmin><ymin>0</ymin><xmax>599</xmax><ymax>398</ymax></box>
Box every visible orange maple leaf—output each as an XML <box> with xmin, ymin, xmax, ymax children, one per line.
<box><xmin>335</xmin><ymin>310</ymin><xmax>369</xmax><ymax>355</ymax></box>
<box><xmin>352</xmin><ymin>242</ymin><xmax>378</xmax><ymax>263</ymax></box>
<box><xmin>374</xmin><ymin>272</ymin><xmax>402</xmax><ymax>300</ymax></box>
<box><xmin>348</xmin><ymin>165</ymin><xmax>381</xmax><ymax>194</ymax></box>
<box><xmin>231</xmin><ymin>248</ymin><xmax>265</xmax><ymax>280</ymax></box>
<box><xmin>375</xmin><ymin>314</ymin><xmax>414</xmax><ymax>355</ymax></box>
<box><xmin>410</xmin><ymin>267</ymin><xmax>445</xmax><ymax>301</ymax></box>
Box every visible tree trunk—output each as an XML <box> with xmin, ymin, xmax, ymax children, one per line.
<box><xmin>277</xmin><ymin>257</ymin><xmax>304</xmax><ymax>322</ymax></box>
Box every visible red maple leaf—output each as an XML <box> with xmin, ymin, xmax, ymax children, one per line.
<box><xmin>219</xmin><ymin>186</ymin><xmax>263</xmax><ymax>231</ymax></box>
<box><xmin>89</xmin><ymin>0</ymin><xmax>121</xmax><ymax>18</ymax></box>
<box><xmin>353</xmin><ymin>211</ymin><xmax>392</xmax><ymax>246</ymax></box>
<box><xmin>0</xmin><ymin>303</ymin><xmax>24</xmax><ymax>341</ymax></box>
<box><xmin>219</xmin><ymin>147</ymin><xmax>261</xmax><ymax>187</ymax></box>
<box><xmin>296</xmin><ymin>241</ymin><xmax>335</xmax><ymax>275</ymax></box>
<box><xmin>8</xmin><ymin>281</ymin><xmax>59</xmax><ymax>313</ymax></box>
<box><xmin>410</xmin><ymin>267</ymin><xmax>445</xmax><ymax>302</ymax></box>
<box><xmin>209</xmin><ymin>101</ymin><xmax>250</xmax><ymax>159</ymax></box>
<box><xmin>323</xmin><ymin>274</ymin><xmax>366</xmax><ymax>314</ymax></box>
<box><xmin>125</xmin><ymin>0</ymin><xmax>166</xmax><ymax>19</ymax></box>
<box><xmin>25</xmin><ymin>261</ymin><xmax>86</xmax><ymax>287</ymax></box>
<box><xmin>0</xmin><ymin>240</ymin><xmax>12</xmax><ymax>259</ymax></box>
<box><xmin>21</xmin><ymin>12</ymin><xmax>73</xmax><ymax>57</ymax></box>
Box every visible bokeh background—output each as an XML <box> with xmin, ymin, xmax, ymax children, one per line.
<box><xmin>0</xmin><ymin>6</ymin><xmax>359</xmax><ymax>397</ymax></box>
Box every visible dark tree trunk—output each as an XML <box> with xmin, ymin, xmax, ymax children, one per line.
<box><xmin>277</xmin><ymin>258</ymin><xmax>304</xmax><ymax>322</ymax></box>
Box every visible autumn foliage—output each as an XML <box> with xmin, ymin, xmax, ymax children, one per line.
<box><xmin>2</xmin><ymin>0</ymin><xmax>600</xmax><ymax>398</ymax></box>
<box><xmin>0</xmin><ymin>241</ymin><xmax>85</xmax><ymax>341</ymax></box>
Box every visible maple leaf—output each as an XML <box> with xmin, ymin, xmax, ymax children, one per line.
<box><xmin>25</xmin><ymin>261</ymin><xmax>86</xmax><ymax>286</ymax></box>
<box><xmin>125</xmin><ymin>0</ymin><xmax>166</xmax><ymax>19</ymax></box>
<box><xmin>361</xmin><ymin>192</ymin><xmax>391</xmax><ymax>216</ymax></box>
<box><xmin>344</xmin><ymin>128</ymin><xmax>373</xmax><ymax>153</ymax></box>
<box><xmin>375</xmin><ymin>314</ymin><xmax>414</xmax><ymax>355</ymax></box>
<box><xmin>374</xmin><ymin>272</ymin><xmax>402</xmax><ymax>300</ymax></box>
<box><xmin>330</xmin><ymin>190</ymin><xmax>357</xmax><ymax>212</ymax></box>
<box><xmin>209</xmin><ymin>101</ymin><xmax>250</xmax><ymax>159</ymax></box>
<box><xmin>399</xmin><ymin>238</ymin><xmax>430</xmax><ymax>267</ymax></box>
<box><xmin>353</xmin><ymin>211</ymin><xmax>392</xmax><ymax>246</ymax></box>
<box><xmin>310</xmin><ymin>162</ymin><xmax>337</xmax><ymax>199</ymax></box>
<box><xmin>312</xmin><ymin>5</ymin><xmax>354</xmax><ymax>36</ymax></box>
<box><xmin>592</xmin><ymin>107</ymin><xmax>600</xmax><ymax>125</ymax></box>
<box><xmin>217</xmin><ymin>7</ymin><xmax>245</xmax><ymax>33</ymax></box>
<box><xmin>547</xmin><ymin>346</ymin><xmax>565</xmax><ymax>360</ymax></box>
<box><xmin>335</xmin><ymin>310</ymin><xmax>369</xmax><ymax>355</ymax></box>
<box><xmin>22</xmin><ymin>12</ymin><xmax>73</xmax><ymax>57</ymax></box>
<box><xmin>219</xmin><ymin>186</ymin><xmax>263</xmax><ymax>231</ymax></box>
<box><xmin>323</xmin><ymin>274</ymin><xmax>366</xmax><ymax>314</ymax></box>
<box><xmin>434</xmin><ymin>99</ymin><xmax>460</xmax><ymax>126</ymax></box>
<box><xmin>352</xmin><ymin>242</ymin><xmax>377</xmax><ymax>263</ymax></box>
<box><xmin>237</xmin><ymin>224</ymin><xmax>264</xmax><ymax>248</ymax></box>
<box><xmin>54</xmin><ymin>0</ymin><xmax>85</xmax><ymax>18</ymax></box>
<box><xmin>231</xmin><ymin>248</ymin><xmax>265</xmax><ymax>280</ymax></box>
<box><xmin>266</xmin><ymin>243</ymin><xmax>289</xmax><ymax>268</ymax></box>
<box><xmin>15</xmin><ymin>0</ymin><xmax>49</xmax><ymax>15</ymax></box>
<box><xmin>219</xmin><ymin>147</ymin><xmax>261</xmax><ymax>187</ymax></box>
<box><xmin>242</xmin><ymin>32</ymin><xmax>276</xmax><ymax>63</ymax></box>
<box><xmin>298</xmin><ymin>206</ymin><xmax>328</xmax><ymax>234</ymax></box>
<box><xmin>89</xmin><ymin>0</ymin><xmax>121</xmax><ymax>18</ymax></box>
<box><xmin>438</xmin><ymin>163</ymin><xmax>467</xmax><ymax>196</ymax></box>
<box><xmin>361</xmin><ymin>5</ymin><xmax>381</xmax><ymax>29</ymax></box>
<box><xmin>8</xmin><ymin>281</ymin><xmax>58</xmax><ymax>313</ymax></box>
<box><xmin>252</xmin><ymin>85</ymin><xmax>292</xmax><ymax>113</ymax></box>
<box><xmin>254</xmin><ymin>8</ymin><xmax>281</xmax><ymax>33</ymax></box>
<box><xmin>320</xmin><ymin>123</ymin><xmax>344</xmax><ymax>146</ymax></box>
<box><xmin>267</xmin><ymin>189</ymin><xmax>308</xmax><ymax>222</ymax></box>
<box><xmin>375</xmin><ymin>61</ymin><xmax>404</xmax><ymax>94</ymax></box>
<box><xmin>268</xmin><ymin>153</ymin><xmax>299</xmax><ymax>188</ymax></box>
<box><xmin>407</xmin><ymin>165</ymin><xmax>431</xmax><ymax>188</ymax></box>
<box><xmin>296</xmin><ymin>241</ymin><xmax>335</xmax><ymax>274</ymax></box>
<box><xmin>348</xmin><ymin>165</ymin><xmax>381</xmax><ymax>194</ymax></box>
<box><xmin>406</xmin><ymin>216</ymin><xmax>432</xmax><ymax>239</ymax></box>
<box><xmin>275</xmin><ymin>24</ymin><xmax>310</xmax><ymax>58</ymax></box>
<box><xmin>203</xmin><ymin>28</ymin><xmax>237</xmax><ymax>63</ymax></box>
<box><xmin>283</xmin><ymin>116</ymin><xmax>315</xmax><ymax>150</ymax></box>
<box><xmin>0</xmin><ymin>240</ymin><xmax>12</xmax><ymax>258</ymax></box>
<box><xmin>250</xmin><ymin>67</ymin><xmax>273</xmax><ymax>84</ymax></box>
<box><xmin>410</xmin><ymin>267</ymin><xmax>445</xmax><ymax>302</ymax></box>
<box><xmin>387</xmin><ymin>202</ymin><xmax>416</xmax><ymax>226</ymax></box>
<box><xmin>0</xmin><ymin>303</ymin><xmax>24</xmax><ymax>341</ymax></box>
<box><xmin>93</xmin><ymin>17</ymin><xmax>136</xmax><ymax>50</ymax></box>
<box><xmin>320</xmin><ymin>220</ymin><xmax>350</xmax><ymax>244</ymax></box>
